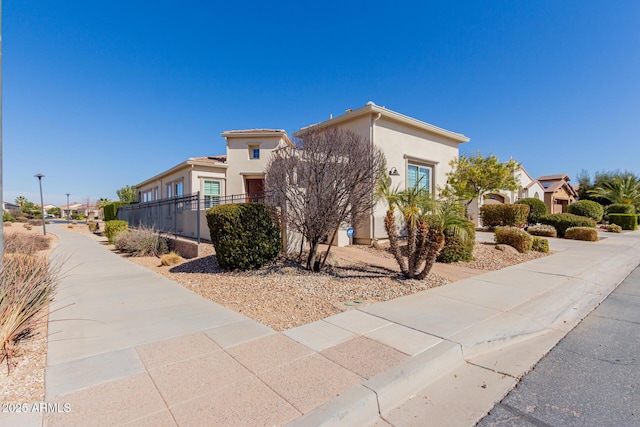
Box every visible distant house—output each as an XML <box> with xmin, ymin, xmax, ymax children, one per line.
<box><xmin>132</xmin><ymin>102</ymin><xmax>469</xmax><ymax>246</ymax></box>
<box><xmin>468</xmin><ymin>165</ymin><xmax>546</xmax><ymax>225</ymax></box>
<box><xmin>537</xmin><ymin>174</ymin><xmax>578</xmax><ymax>214</ymax></box>
<box><xmin>3</xmin><ymin>201</ymin><xmax>20</xmax><ymax>212</ymax></box>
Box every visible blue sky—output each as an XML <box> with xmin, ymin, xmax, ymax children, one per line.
<box><xmin>4</xmin><ymin>1</ymin><xmax>639</xmax><ymax>206</ymax></box>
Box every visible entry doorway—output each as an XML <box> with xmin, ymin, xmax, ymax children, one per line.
<box><xmin>246</xmin><ymin>178</ymin><xmax>265</xmax><ymax>202</ymax></box>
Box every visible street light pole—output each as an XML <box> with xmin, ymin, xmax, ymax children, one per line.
<box><xmin>35</xmin><ymin>173</ymin><xmax>46</xmax><ymax>235</ymax></box>
<box><xmin>66</xmin><ymin>193</ymin><xmax>70</xmax><ymax>224</ymax></box>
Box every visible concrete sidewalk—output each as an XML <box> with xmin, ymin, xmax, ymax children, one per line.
<box><xmin>2</xmin><ymin>226</ymin><xmax>639</xmax><ymax>426</ymax></box>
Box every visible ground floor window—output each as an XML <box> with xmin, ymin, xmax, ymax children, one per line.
<box><xmin>408</xmin><ymin>164</ymin><xmax>432</xmax><ymax>193</ymax></box>
<box><xmin>204</xmin><ymin>180</ymin><xmax>221</xmax><ymax>208</ymax></box>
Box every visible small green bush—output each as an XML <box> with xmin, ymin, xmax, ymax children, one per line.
<box><xmin>565</xmin><ymin>227</ymin><xmax>599</xmax><ymax>241</ymax></box>
<box><xmin>515</xmin><ymin>198</ymin><xmax>547</xmax><ymax>224</ymax></box>
<box><xmin>480</xmin><ymin>204</ymin><xmax>529</xmax><ymax>228</ymax></box>
<box><xmin>3</xmin><ymin>211</ymin><xmax>15</xmax><ymax>222</ymax></box>
<box><xmin>207</xmin><ymin>203</ymin><xmax>281</xmax><ymax>270</ymax></box>
<box><xmin>538</xmin><ymin>213</ymin><xmax>596</xmax><ymax>238</ymax></box>
<box><xmin>567</xmin><ymin>200</ymin><xmax>604</xmax><ymax>223</ymax></box>
<box><xmin>527</xmin><ymin>224</ymin><xmax>557</xmax><ymax>238</ymax></box>
<box><xmin>113</xmin><ymin>226</ymin><xmax>170</xmax><ymax>257</ymax></box>
<box><xmin>606</xmin><ymin>203</ymin><xmax>635</xmax><ymax>214</ymax></box>
<box><xmin>531</xmin><ymin>237</ymin><xmax>549</xmax><ymax>253</ymax></box>
<box><xmin>494</xmin><ymin>226</ymin><xmax>533</xmax><ymax>253</ymax></box>
<box><xmin>608</xmin><ymin>213</ymin><xmax>638</xmax><ymax>230</ymax></box>
<box><xmin>103</xmin><ymin>202</ymin><xmax>123</xmax><ymax>222</ymax></box>
<box><xmin>104</xmin><ymin>220</ymin><xmax>129</xmax><ymax>243</ymax></box>
<box><xmin>437</xmin><ymin>224</ymin><xmax>475</xmax><ymax>263</ymax></box>
<box><xmin>607</xmin><ymin>223</ymin><xmax>622</xmax><ymax>233</ymax></box>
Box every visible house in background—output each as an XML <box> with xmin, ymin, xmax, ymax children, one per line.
<box><xmin>3</xmin><ymin>201</ymin><xmax>20</xmax><ymax>212</ymax></box>
<box><xmin>131</xmin><ymin>102</ymin><xmax>469</xmax><ymax>246</ymax></box>
<box><xmin>537</xmin><ymin>174</ymin><xmax>578</xmax><ymax>214</ymax></box>
<box><xmin>467</xmin><ymin>165</ymin><xmax>546</xmax><ymax>226</ymax></box>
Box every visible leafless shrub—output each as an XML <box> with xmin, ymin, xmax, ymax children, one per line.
<box><xmin>266</xmin><ymin>127</ymin><xmax>385</xmax><ymax>271</ymax></box>
<box><xmin>3</xmin><ymin>232</ymin><xmax>50</xmax><ymax>255</ymax></box>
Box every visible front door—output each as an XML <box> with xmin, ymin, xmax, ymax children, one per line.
<box><xmin>246</xmin><ymin>179</ymin><xmax>265</xmax><ymax>202</ymax></box>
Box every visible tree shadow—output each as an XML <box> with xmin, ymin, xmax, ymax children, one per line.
<box><xmin>169</xmin><ymin>255</ymin><xmax>225</xmax><ymax>274</ymax></box>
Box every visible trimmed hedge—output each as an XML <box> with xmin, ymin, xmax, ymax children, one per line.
<box><xmin>527</xmin><ymin>224</ymin><xmax>557</xmax><ymax>238</ymax></box>
<box><xmin>606</xmin><ymin>203</ymin><xmax>635</xmax><ymax>214</ymax></box>
<box><xmin>515</xmin><ymin>198</ymin><xmax>547</xmax><ymax>225</ymax></box>
<box><xmin>105</xmin><ymin>220</ymin><xmax>129</xmax><ymax>243</ymax></box>
<box><xmin>207</xmin><ymin>203</ymin><xmax>281</xmax><ymax>270</ymax></box>
<box><xmin>437</xmin><ymin>225</ymin><xmax>476</xmax><ymax>263</ymax></box>
<box><xmin>494</xmin><ymin>226</ymin><xmax>533</xmax><ymax>253</ymax></box>
<box><xmin>565</xmin><ymin>227</ymin><xmax>599</xmax><ymax>242</ymax></box>
<box><xmin>567</xmin><ymin>200</ymin><xmax>604</xmax><ymax>223</ymax></box>
<box><xmin>538</xmin><ymin>213</ymin><xmax>596</xmax><ymax>238</ymax></box>
<box><xmin>532</xmin><ymin>237</ymin><xmax>549</xmax><ymax>253</ymax></box>
<box><xmin>608</xmin><ymin>213</ymin><xmax>638</xmax><ymax>230</ymax></box>
<box><xmin>480</xmin><ymin>204</ymin><xmax>529</xmax><ymax>228</ymax></box>
<box><xmin>103</xmin><ymin>202</ymin><xmax>123</xmax><ymax>221</ymax></box>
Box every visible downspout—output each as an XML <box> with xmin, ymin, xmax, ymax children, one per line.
<box><xmin>370</xmin><ymin>112</ymin><xmax>382</xmax><ymax>244</ymax></box>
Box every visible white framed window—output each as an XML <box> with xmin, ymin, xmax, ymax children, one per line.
<box><xmin>204</xmin><ymin>180</ymin><xmax>221</xmax><ymax>208</ymax></box>
<box><xmin>407</xmin><ymin>164</ymin><xmax>432</xmax><ymax>193</ymax></box>
<box><xmin>175</xmin><ymin>182</ymin><xmax>184</xmax><ymax>197</ymax></box>
<box><xmin>166</xmin><ymin>183</ymin><xmax>172</xmax><ymax>198</ymax></box>
<box><xmin>153</xmin><ymin>187</ymin><xmax>159</xmax><ymax>200</ymax></box>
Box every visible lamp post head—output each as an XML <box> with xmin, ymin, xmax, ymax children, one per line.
<box><xmin>35</xmin><ymin>173</ymin><xmax>45</xmax><ymax>180</ymax></box>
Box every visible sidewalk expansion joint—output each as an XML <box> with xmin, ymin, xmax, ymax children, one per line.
<box><xmin>135</xmin><ymin>348</ymin><xmax>181</xmax><ymax>427</ymax></box>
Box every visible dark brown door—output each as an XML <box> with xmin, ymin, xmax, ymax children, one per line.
<box><xmin>246</xmin><ymin>179</ymin><xmax>265</xmax><ymax>202</ymax></box>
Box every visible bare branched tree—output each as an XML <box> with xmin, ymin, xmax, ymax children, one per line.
<box><xmin>266</xmin><ymin>127</ymin><xmax>385</xmax><ymax>271</ymax></box>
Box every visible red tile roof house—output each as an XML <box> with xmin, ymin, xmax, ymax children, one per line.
<box><xmin>132</xmin><ymin>102</ymin><xmax>469</xmax><ymax>247</ymax></box>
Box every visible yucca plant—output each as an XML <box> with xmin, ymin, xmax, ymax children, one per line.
<box><xmin>0</xmin><ymin>253</ymin><xmax>60</xmax><ymax>372</ymax></box>
<box><xmin>377</xmin><ymin>178</ymin><xmax>468</xmax><ymax>279</ymax></box>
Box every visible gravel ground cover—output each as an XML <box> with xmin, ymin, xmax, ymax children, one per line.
<box><xmin>1</xmin><ymin>225</ymin><xmax>58</xmax><ymax>406</ymax></box>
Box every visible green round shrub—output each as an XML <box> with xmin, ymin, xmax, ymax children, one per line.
<box><xmin>494</xmin><ymin>226</ymin><xmax>533</xmax><ymax>253</ymax></box>
<box><xmin>531</xmin><ymin>236</ymin><xmax>549</xmax><ymax>253</ymax></box>
<box><xmin>538</xmin><ymin>213</ymin><xmax>596</xmax><ymax>238</ymax></box>
<box><xmin>437</xmin><ymin>225</ymin><xmax>475</xmax><ymax>263</ymax></box>
<box><xmin>607</xmin><ymin>223</ymin><xmax>622</xmax><ymax>233</ymax></box>
<box><xmin>515</xmin><ymin>198</ymin><xmax>547</xmax><ymax>224</ymax></box>
<box><xmin>105</xmin><ymin>220</ymin><xmax>129</xmax><ymax>244</ymax></box>
<box><xmin>567</xmin><ymin>200</ymin><xmax>604</xmax><ymax>222</ymax></box>
<box><xmin>207</xmin><ymin>203</ymin><xmax>281</xmax><ymax>270</ymax></box>
<box><xmin>527</xmin><ymin>224</ymin><xmax>557</xmax><ymax>238</ymax></box>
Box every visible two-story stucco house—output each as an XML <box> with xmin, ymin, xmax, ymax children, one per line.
<box><xmin>132</xmin><ymin>102</ymin><xmax>469</xmax><ymax>246</ymax></box>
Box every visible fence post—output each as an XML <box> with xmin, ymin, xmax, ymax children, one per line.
<box><xmin>197</xmin><ymin>191</ymin><xmax>201</xmax><ymax>244</ymax></box>
<box><xmin>174</xmin><ymin>199</ymin><xmax>177</xmax><ymax>240</ymax></box>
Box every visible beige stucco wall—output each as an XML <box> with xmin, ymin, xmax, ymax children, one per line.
<box><xmin>326</xmin><ymin>114</ymin><xmax>461</xmax><ymax>244</ymax></box>
<box><xmin>225</xmin><ymin>135</ymin><xmax>289</xmax><ymax>195</ymax></box>
<box><xmin>137</xmin><ymin>164</ymin><xmax>227</xmax><ymax>201</ymax></box>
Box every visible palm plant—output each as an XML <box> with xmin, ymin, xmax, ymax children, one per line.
<box><xmin>378</xmin><ymin>178</ymin><xmax>471</xmax><ymax>279</ymax></box>
<box><xmin>14</xmin><ymin>196</ymin><xmax>26</xmax><ymax>208</ymax></box>
<box><xmin>588</xmin><ymin>175</ymin><xmax>640</xmax><ymax>206</ymax></box>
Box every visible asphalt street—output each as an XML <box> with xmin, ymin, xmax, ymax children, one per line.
<box><xmin>477</xmin><ymin>265</ymin><xmax>640</xmax><ymax>427</ymax></box>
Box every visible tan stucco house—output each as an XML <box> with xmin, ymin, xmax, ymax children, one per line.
<box><xmin>132</xmin><ymin>102</ymin><xmax>469</xmax><ymax>246</ymax></box>
<box><xmin>537</xmin><ymin>174</ymin><xmax>578</xmax><ymax>213</ymax></box>
<box><xmin>469</xmin><ymin>165</ymin><xmax>546</xmax><ymax>225</ymax></box>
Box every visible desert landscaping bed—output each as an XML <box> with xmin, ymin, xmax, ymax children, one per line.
<box><xmin>1</xmin><ymin>224</ymin><xmax>58</xmax><ymax>406</ymax></box>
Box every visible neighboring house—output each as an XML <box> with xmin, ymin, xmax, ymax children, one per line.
<box><xmin>470</xmin><ymin>165</ymin><xmax>546</xmax><ymax>225</ymax></box>
<box><xmin>537</xmin><ymin>174</ymin><xmax>578</xmax><ymax>214</ymax></box>
<box><xmin>132</xmin><ymin>102</ymin><xmax>469</xmax><ymax>246</ymax></box>
<box><xmin>3</xmin><ymin>201</ymin><xmax>20</xmax><ymax>212</ymax></box>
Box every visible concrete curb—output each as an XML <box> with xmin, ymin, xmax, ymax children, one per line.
<box><xmin>286</xmin><ymin>341</ymin><xmax>464</xmax><ymax>426</ymax></box>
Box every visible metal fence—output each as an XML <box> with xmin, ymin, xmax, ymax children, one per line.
<box><xmin>116</xmin><ymin>192</ymin><xmax>270</xmax><ymax>242</ymax></box>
